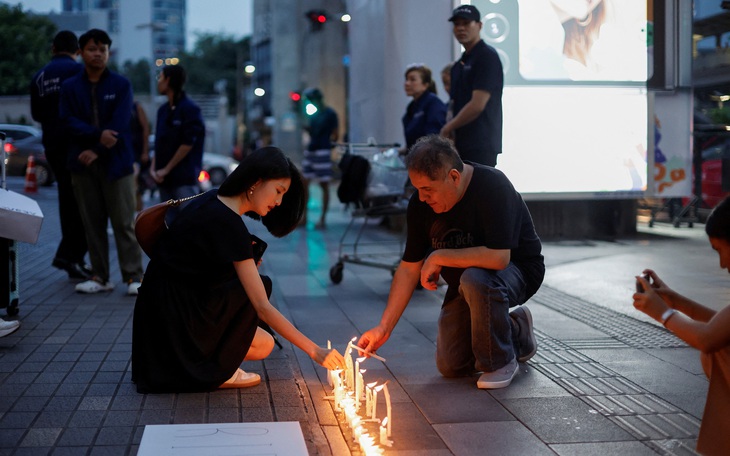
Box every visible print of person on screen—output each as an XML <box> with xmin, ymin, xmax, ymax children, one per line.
<box><xmin>519</xmin><ymin>0</ymin><xmax>649</xmax><ymax>82</ymax></box>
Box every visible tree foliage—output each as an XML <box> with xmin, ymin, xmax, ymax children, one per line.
<box><xmin>179</xmin><ymin>34</ymin><xmax>250</xmax><ymax>113</ymax></box>
<box><xmin>121</xmin><ymin>59</ymin><xmax>152</xmax><ymax>94</ymax></box>
<box><xmin>0</xmin><ymin>5</ymin><xmax>57</xmax><ymax>95</ymax></box>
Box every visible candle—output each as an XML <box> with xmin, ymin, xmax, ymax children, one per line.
<box><xmin>383</xmin><ymin>383</ymin><xmax>392</xmax><ymax>437</ymax></box>
<box><xmin>372</xmin><ymin>384</ymin><xmax>385</xmax><ymax>420</ymax></box>
<box><xmin>380</xmin><ymin>417</ymin><xmax>392</xmax><ymax>447</ymax></box>
<box><xmin>355</xmin><ymin>357</ymin><xmax>365</xmax><ymax>408</ymax></box>
<box><xmin>344</xmin><ymin>351</ymin><xmax>353</xmax><ymax>389</ymax></box>
<box><xmin>365</xmin><ymin>381</ymin><xmax>376</xmax><ymax>417</ymax></box>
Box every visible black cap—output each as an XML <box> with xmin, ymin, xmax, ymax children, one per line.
<box><xmin>448</xmin><ymin>5</ymin><xmax>481</xmax><ymax>22</ymax></box>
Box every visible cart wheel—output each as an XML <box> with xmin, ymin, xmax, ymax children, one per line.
<box><xmin>6</xmin><ymin>301</ymin><xmax>19</xmax><ymax>317</ymax></box>
<box><xmin>330</xmin><ymin>263</ymin><xmax>344</xmax><ymax>284</ymax></box>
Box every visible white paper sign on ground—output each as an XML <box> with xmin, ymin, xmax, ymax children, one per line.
<box><xmin>138</xmin><ymin>421</ymin><xmax>308</xmax><ymax>456</ymax></box>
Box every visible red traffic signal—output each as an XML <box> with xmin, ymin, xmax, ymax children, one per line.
<box><xmin>289</xmin><ymin>91</ymin><xmax>301</xmax><ymax>102</ymax></box>
<box><xmin>305</xmin><ymin>9</ymin><xmax>327</xmax><ymax>31</ymax></box>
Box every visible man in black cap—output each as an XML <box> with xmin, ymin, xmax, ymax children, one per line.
<box><xmin>440</xmin><ymin>4</ymin><xmax>503</xmax><ymax>167</ymax></box>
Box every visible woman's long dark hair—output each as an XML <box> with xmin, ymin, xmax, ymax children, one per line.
<box><xmin>218</xmin><ymin>147</ymin><xmax>305</xmax><ymax>237</ymax></box>
<box><xmin>706</xmin><ymin>196</ymin><xmax>730</xmax><ymax>241</ymax></box>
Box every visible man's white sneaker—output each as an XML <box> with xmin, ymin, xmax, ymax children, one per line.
<box><xmin>127</xmin><ymin>281</ymin><xmax>142</xmax><ymax>296</ymax></box>
<box><xmin>477</xmin><ymin>358</ymin><xmax>519</xmax><ymax>389</ymax></box>
<box><xmin>75</xmin><ymin>278</ymin><xmax>114</xmax><ymax>294</ymax></box>
<box><xmin>0</xmin><ymin>319</ymin><xmax>20</xmax><ymax>338</ymax></box>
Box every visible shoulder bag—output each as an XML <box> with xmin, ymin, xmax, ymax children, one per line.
<box><xmin>134</xmin><ymin>193</ymin><xmax>203</xmax><ymax>256</ymax></box>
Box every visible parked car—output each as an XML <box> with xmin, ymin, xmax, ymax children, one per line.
<box><xmin>0</xmin><ymin>123</ymin><xmax>54</xmax><ymax>186</ymax></box>
<box><xmin>198</xmin><ymin>153</ymin><xmax>239</xmax><ymax>190</ymax></box>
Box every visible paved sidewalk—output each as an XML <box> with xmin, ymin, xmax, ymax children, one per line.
<box><xmin>0</xmin><ymin>177</ymin><xmax>719</xmax><ymax>455</ymax></box>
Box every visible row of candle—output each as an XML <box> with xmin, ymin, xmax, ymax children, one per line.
<box><xmin>327</xmin><ymin>339</ymin><xmax>393</xmax><ymax>453</ymax></box>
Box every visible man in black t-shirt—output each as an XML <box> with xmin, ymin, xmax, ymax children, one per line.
<box><xmin>440</xmin><ymin>4</ymin><xmax>503</xmax><ymax>167</ymax></box>
<box><xmin>358</xmin><ymin>135</ymin><xmax>544</xmax><ymax>389</ymax></box>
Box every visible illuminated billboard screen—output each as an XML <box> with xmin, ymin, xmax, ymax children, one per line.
<box><xmin>471</xmin><ymin>0</ymin><xmax>650</xmax><ymax>199</ymax></box>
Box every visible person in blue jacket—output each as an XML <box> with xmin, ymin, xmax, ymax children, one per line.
<box><xmin>30</xmin><ymin>30</ymin><xmax>90</xmax><ymax>280</ymax></box>
<box><xmin>151</xmin><ymin>64</ymin><xmax>205</xmax><ymax>222</ymax></box>
<box><xmin>402</xmin><ymin>64</ymin><xmax>447</xmax><ymax>150</ymax></box>
<box><xmin>59</xmin><ymin>29</ymin><xmax>144</xmax><ymax>296</ymax></box>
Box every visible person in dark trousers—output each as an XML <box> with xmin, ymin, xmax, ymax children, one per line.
<box><xmin>30</xmin><ymin>30</ymin><xmax>90</xmax><ymax>280</ymax></box>
<box><xmin>131</xmin><ymin>100</ymin><xmax>152</xmax><ymax>212</ymax></box>
<box><xmin>59</xmin><ymin>28</ymin><xmax>144</xmax><ymax>296</ymax></box>
<box><xmin>440</xmin><ymin>5</ymin><xmax>504</xmax><ymax>167</ymax></box>
<box><xmin>151</xmin><ymin>65</ymin><xmax>205</xmax><ymax>222</ymax></box>
<box><xmin>358</xmin><ymin>135</ymin><xmax>544</xmax><ymax>390</ymax></box>
<box><xmin>301</xmin><ymin>88</ymin><xmax>338</xmax><ymax>229</ymax></box>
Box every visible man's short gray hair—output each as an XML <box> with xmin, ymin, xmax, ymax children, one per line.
<box><xmin>404</xmin><ymin>135</ymin><xmax>464</xmax><ymax>180</ymax></box>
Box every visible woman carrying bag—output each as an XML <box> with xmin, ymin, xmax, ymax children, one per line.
<box><xmin>132</xmin><ymin>146</ymin><xmax>344</xmax><ymax>393</ymax></box>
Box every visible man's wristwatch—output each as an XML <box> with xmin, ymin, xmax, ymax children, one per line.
<box><xmin>660</xmin><ymin>308</ymin><xmax>677</xmax><ymax>326</ymax></box>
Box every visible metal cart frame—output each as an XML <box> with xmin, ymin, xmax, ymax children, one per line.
<box><xmin>329</xmin><ymin>142</ymin><xmax>408</xmax><ymax>284</ymax></box>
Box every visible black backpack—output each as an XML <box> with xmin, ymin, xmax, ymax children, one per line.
<box><xmin>337</xmin><ymin>153</ymin><xmax>370</xmax><ymax>208</ymax></box>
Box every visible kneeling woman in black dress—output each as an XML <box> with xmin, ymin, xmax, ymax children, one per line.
<box><xmin>132</xmin><ymin>147</ymin><xmax>344</xmax><ymax>393</ymax></box>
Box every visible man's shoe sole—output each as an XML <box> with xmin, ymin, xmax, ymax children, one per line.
<box><xmin>477</xmin><ymin>362</ymin><xmax>518</xmax><ymax>389</ymax></box>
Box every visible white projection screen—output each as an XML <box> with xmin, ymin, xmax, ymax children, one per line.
<box><xmin>470</xmin><ymin>0</ymin><xmax>650</xmax><ymax>199</ymax></box>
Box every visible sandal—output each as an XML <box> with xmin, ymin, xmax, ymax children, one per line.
<box><xmin>220</xmin><ymin>368</ymin><xmax>261</xmax><ymax>389</ymax></box>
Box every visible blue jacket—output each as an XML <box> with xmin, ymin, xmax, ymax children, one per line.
<box><xmin>30</xmin><ymin>55</ymin><xmax>83</xmax><ymax>150</ymax></box>
<box><xmin>59</xmin><ymin>68</ymin><xmax>135</xmax><ymax>180</ymax></box>
<box><xmin>402</xmin><ymin>91</ymin><xmax>447</xmax><ymax>149</ymax></box>
<box><xmin>154</xmin><ymin>93</ymin><xmax>205</xmax><ymax>187</ymax></box>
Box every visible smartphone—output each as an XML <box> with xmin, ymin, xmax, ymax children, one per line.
<box><xmin>635</xmin><ymin>274</ymin><xmax>650</xmax><ymax>293</ymax></box>
<box><xmin>250</xmin><ymin>234</ymin><xmax>267</xmax><ymax>263</ymax></box>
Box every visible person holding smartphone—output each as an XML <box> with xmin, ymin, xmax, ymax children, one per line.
<box><xmin>132</xmin><ymin>147</ymin><xmax>344</xmax><ymax>393</ymax></box>
<box><xmin>634</xmin><ymin>196</ymin><xmax>730</xmax><ymax>455</ymax></box>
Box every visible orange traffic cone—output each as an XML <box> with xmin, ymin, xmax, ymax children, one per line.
<box><xmin>24</xmin><ymin>155</ymin><xmax>37</xmax><ymax>193</ymax></box>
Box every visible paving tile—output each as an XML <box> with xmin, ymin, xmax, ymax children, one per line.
<box><xmin>102</xmin><ymin>411</ymin><xmax>138</xmax><ymax>427</ymax></box>
<box><xmin>34</xmin><ymin>410</ymin><xmax>72</xmax><ymax>428</ymax></box>
<box><xmin>13</xmin><ymin>447</ymin><xmax>52</xmax><ymax>456</ymax></box>
<box><xmin>405</xmin><ymin>382</ymin><xmax>514</xmax><ymax>424</ymax></box>
<box><xmin>0</xmin><ymin>411</ymin><xmax>38</xmax><ymax>429</ymax></box>
<box><xmin>137</xmin><ymin>409</ymin><xmax>172</xmax><ymax>425</ymax></box>
<box><xmin>207</xmin><ymin>407</ymin><xmax>240</xmax><ymax>422</ymax></box>
<box><xmin>12</xmin><ymin>396</ymin><xmax>49</xmax><ymax>412</ymax></box>
<box><xmin>45</xmin><ymin>397</ymin><xmax>81</xmax><ymax>411</ymax></box>
<box><xmin>51</xmin><ymin>446</ymin><xmax>90</xmax><ymax>455</ymax></box>
<box><xmin>239</xmin><ymin>407</ymin><xmax>273</xmax><ymax>422</ymax></box>
<box><xmin>77</xmin><ymin>396</ymin><xmax>112</xmax><ymax>412</ymax></box>
<box><xmin>434</xmin><ymin>421</ymin><xmax>554</xmax><ymax>456</ymax></box>
<box><xmin>0</xmin><ymin>429</ymin><xmax>25</xmax><ymax>448</ymax></box>
<box><xmin>504</xmin><ymin>396</ymin><xmax>634</xmax><ymax>444</ymax></box>
<box><xmin>171</xmin><ymin>407</ymin><xmax>206</xmax><ymax>424</ymax></box>
<box><xmin>94</xmin><ymin>427</ymin><xmax>133</xmax><ymax>446</ymax></box>
<box><xmin>20</xmin><ymin>427</ymin><xmax>62</xmax><ymax>447</ymax></box>
<box><xmin>88</xmin><ymin>445</ymin><xmax>128</xmax><ymax>455</ymax></box>
<box><xmin>550</xmin><ymin>440</ymin><xmax>659</xmax><ymax>455</ymax></box>
<box><xmin>57</xmin><ymin>428</ymin><xmax>97</xmax><ymax>446</ymax></box>
<box><xmin>67</xmin><ymin>411</ymin><xmax>105</xmax><ymax>428</ymax></box>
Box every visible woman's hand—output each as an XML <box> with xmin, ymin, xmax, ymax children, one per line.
<box><xmin>633</xmin><ymin>275</ymin><xmax>671</xmax><ymax>323</ymax></box>
<box><xmin>641</xmin><ymin>269</ymin><xmax>672</xmax><ymax>297</ymax></box>
<box><xmin>312</xmin><ymin>347</ymin><xmax>346</xmax><ymax>370</ymax></box>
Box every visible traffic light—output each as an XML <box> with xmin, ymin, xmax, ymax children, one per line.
<box><xmin>305</xmin><ymin>9</ymin><xmax>327</xmax><ymax>31</ymax></box>
<box><xmin>289</xmin><ymin>91</ymin><xmax>302</xmax><ymax>112</ymax></box>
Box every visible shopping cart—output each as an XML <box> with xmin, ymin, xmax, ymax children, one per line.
<box><xmin>329</xmin><ymin>142</ymin><xmax>409</xmax><ymax>284</ymax></box>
